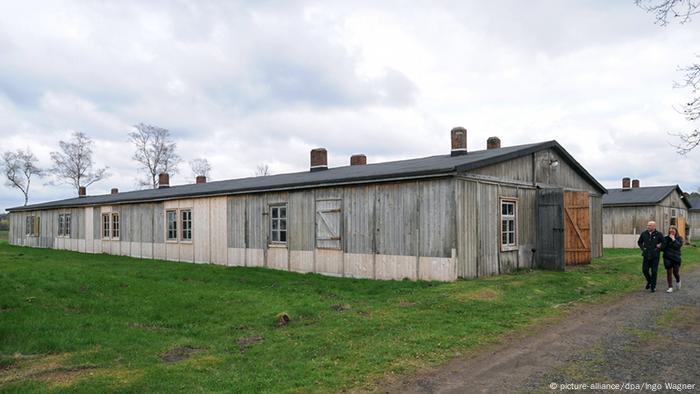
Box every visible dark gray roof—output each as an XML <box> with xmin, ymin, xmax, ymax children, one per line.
<box><xmin>8</xmin><ymin>140</ymin><xmax>606</xmax><ymax>212</ymax></box>
<box><xmin>602</xmin><ymin>185</ymin><xmax>691</xmax><ymax>209</ymax></box>
<box><xmin>688</xmin><ymin>195</ymin><xmax>700</xmax><ymax>212</ymax></box>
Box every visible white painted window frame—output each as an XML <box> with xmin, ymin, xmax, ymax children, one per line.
<box><xmin>180</xmin><ymin>209</ymin><xmax>192</xmax><ymax>242</ymax></box>
<box><xmin>500</xmin><ymin>198</ymin><xmax>518</xmax><ymax>252</ymax></box>
<box><xmin>165</xmin><ymin>208</ymin><xmax>193</xmax><ymax>244</ymax></box>
<box><xmin>269</xmin><ymin>204</ymin><xmax>288</xmax><ymax>245</ymax></box>
<box><xmin>111</xmin><ymin>212</ymin><xmax>120</xmax><ymax>239</ymax></box>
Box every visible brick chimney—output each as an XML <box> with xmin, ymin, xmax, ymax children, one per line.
<box><xmin>310</xmin><ymin>148</ymin><xmax>327</xmax><ymax>171</ymax></box>
<box><xmin>78</xmin><ymin>186</ymin><xmax>86</xmax><ymax>197</ymax></box>
<box><xmin>196</xmin><ymin>175</ymin><xmax>207</xmax><ymax>184</ymax></box>
<box><xmin>622</xmin><ymin>177</ymin><xmax>631</xmax><ymax>189</ymax></box>
<box><xmin>111</xmin><ymin>188</ymin><xmax>119</xmax><ymax>195</ymax></box>
<box><xmin>632</xmin><ymin>179</ymin><xmax>640</xmax><ymax>188</ymax></box>
<box><xmin>487</xmin><ymin>136</ymin><xmax>501</xmax><ymax>150</ymax></box>
<box><xmin>451</xmin><ymin>127</ymin><xmax>467</xmax><ymax>156</ymax></box>
<box><xmin>158</xmin><ymin>173</ymin><xmax>170</xmax><ymax>188</ymax></box>
<box><xmin>350</xmin><ymin>154</ymin><xmax>367</xmax><ymax>166</ymax></box>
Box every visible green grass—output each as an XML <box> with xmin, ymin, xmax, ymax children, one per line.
<box><xmin>0</xmin><ymin>231</ymin><xmax>6</xmax><ymax>242</ymax></box>
<box><xmin>1</xmin><ymin>240</ymin><xmax>698</xmax><ymax>393</ymax></box>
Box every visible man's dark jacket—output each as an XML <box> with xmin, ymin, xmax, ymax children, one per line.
<box><xmin>637</xmin><ymin>230</ymin><xmax>664</xmax><ymax>259</ymax></box>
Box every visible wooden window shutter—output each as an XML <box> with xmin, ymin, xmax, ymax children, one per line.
<box><xmin>315</xmin><ymin>199</ymin><xmax>341</xmax><ymax>249</ymax></box>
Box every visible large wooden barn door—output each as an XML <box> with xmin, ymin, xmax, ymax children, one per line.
<box><xmin>563</xmin><ymin>191</ymin><xmax>591</xmax><ymax>265</ymax></box>
<box><xmin>536</xmin><ymin>188</ymin><xmax>565</xmax><ymax>271</ymax></box>
<box><xmin>677</xmin><ymin>216</ymin><xmax>687</xmax><ymax>240</ymax></box>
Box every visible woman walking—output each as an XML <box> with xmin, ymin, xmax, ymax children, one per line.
<box><xmin>663</xmin><ymin>225</ymin><xmax>683</xmax><ymax>293</ymax></box>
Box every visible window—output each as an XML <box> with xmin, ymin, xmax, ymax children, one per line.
<box><xmin>59</xmin><ymin>213</ymin><xmax>72</xmax><ymax>238</ymax></box>
<box><xmin>500</xmin><ymin>199</ymin><xmax>517</xmax><ymax>250</ymax></box>
<box><xmin>165</xmin><ymin>208</ymin><xmax>192</xmax><ymax>243</ymax></box>
<box><xmin>670</xmin><ymin>209</ymin><xmax>677</xmax><ymax>226</ymax></box>
<box><xmin>25</xmin><ymin>215</ymin><xmax>40</xmax><ymax>236</ymax></box>
<box><xmin>102</xmin><ymin>213</ymin><xmax>110</xmax><ymax>238</ymax></box>
<box><xmin>166</xmin><ymin>210</ymin><xmax>178</xmax><ymax>241</ymax></box>
<box><xmin>64</xmin><ymin>214</ymin><xmax>71</xmax><ymax>237</ymax></box>
<box><xmin>270</xmin><ymin>205</ymin><xmax>287</xmax><ymax>244</ymax></box>
<box><xmin>111</xmin><ymin>212</ymin><xmax>120</xmax><ymax>239</ymax></box>
<box><xmin>181</xmin><ymin>209</ymin><xmax>192</xmax><ymax>241</ymax></box>
<box><xmin>58</xmin><ymin>214</ymin><xmax>65</xmax><ymax>236</ymax></box>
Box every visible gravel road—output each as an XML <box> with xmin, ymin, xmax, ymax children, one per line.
<box><xmin>382</xmin><ymin>266</ymin><xmax>700</xmax><ymax>394</ymax></box>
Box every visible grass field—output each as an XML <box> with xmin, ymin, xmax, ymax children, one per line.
<box><xmin>0</xmin><ymin>231</ymin><xmax>6</xmax><ymax>242</ymax></box>
<box><xmin>1</xmin><ymin>239</ymin><xmax>698</xmax><ymax>393</ymax></box>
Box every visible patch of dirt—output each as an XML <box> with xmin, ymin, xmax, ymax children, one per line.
<box><xmin>331</xmin><ymin>304</ymin><xmax>351</xmax><ymax>312</ymax></box>
<box><xmin>398</xmin><ymin>300</ymin><xmax>416</xmax><ymax>307</ymax></box>
<box><xmin>0</xmin><ymin>353</ymin><xmax>97</xmax><ymax>388</ymax></box>
<box><xmin>160</xmin><ymin>346</ymin><xmax>204</xmax><ymax>363</ymax></box>
<box><xmin>454</xmin><ymin>288</ymin><xmax>501</xmax><ymax>302</ymax></box>
<box><xmin>237</xmin><ymin>336</ymin><xmax>263</xmax><ymax>353</ymax></box>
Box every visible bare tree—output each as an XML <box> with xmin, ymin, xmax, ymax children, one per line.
<box><xmin>190</xmin><ymin>158</ymin><xmax>212</xmax><ymax>179</ymax></box>
<box><xmin>1</xmin><ymin>149</ymin><xmax>43</xmax><ymax>206</ymax></box>
<box><xmin>129</xmin><ymin>123</ymin><xmax>181</xmax><ymax>188</ymax></box>
<box><xmin>636</xmin><ymin>0</ymin><xmax>700</xmax><ymax>153</ymax></box>
<box><xmin>635</xmin><ymin>0</ymin><xmax>699</xmax><ymax>25</ymax></box>
<box><xmin>254</xmin><ymin>163</ymin><xmax>271</xmax><ymax>176</ymax></box>
<box><xmin>50</xmin><ymin>132</ymin><xmax>109</xmax><ymax>195</ymax></box>
<box><xmin>671</xmin><ymin>58</ymin><xmax>700</xmax><ymax>153</ymax></box>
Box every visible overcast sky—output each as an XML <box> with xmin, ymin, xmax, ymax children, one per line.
<box><xmin>1</xmin><ymin>1</ymin><xmax>699</xmax><ymax>210</ymax></box>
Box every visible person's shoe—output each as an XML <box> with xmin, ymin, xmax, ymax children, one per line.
<box><xmin>666</xmin><ymin>287</ymin><xmax>673</xmax><ymax>293</ymax></box>
<box><xmin>676</xmin><ymin>281</ymin><xmax>681</xmax><ymax>290</ymax></box>
<box><xmin>651</xmin><ymin>288</ymin><xmax>656</xmax><ymax>293</ymax></box>
<box><xmin>645</xmin><ymin>283</ymin><xmax>651</xmax><ymax>290</ymax></box>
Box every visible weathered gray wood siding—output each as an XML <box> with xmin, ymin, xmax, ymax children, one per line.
<box><xmin>534</xmin><ymin>150</ymin><xmax>600</xmax><ymax>192</ymax></box>
<box><xmin>343</xmin><ymin>185</ymin><xmax>375</xmax><ymax>254</ymax></box>
<box><xmin>8</xmin><ymin>209</ymin><xmax>85</xmax><ymax>248</ymax></box>
<box><xmin>455</xmin><ymin>178</ymin><xmax>537</xmax><ymax>278</ymax></box>
<box><xmin>590</xmin><ymin>195</ymin><xmax>603</xmax><ymax>258</ymax></box>
<box><xmin>471</xmin><ymin>154</ymin><xmax>534</xmax><ymax>183</ymax></box>
<box><xmin>603</xmin><ymin>191</ymin><xmax>688</xmax><ymax>236</ymax></box>
<box><xmin>689</xmin><ymin>211</ymin><xmax>700</xmax><ymax>241</ymax></box>
<box><xmin>223</xmin><ymin>179</ymin><xmax>454</xmax><ymax>257</ymax></box>
<box><xmin>289</xmin><ymin>191</ymin><xmax>315</xmax><ymax>251</ymax></box>
<box><xmin>603</xmin><ymin>206</ymin><xmax>655</xmax><ymax>234</ymax></box>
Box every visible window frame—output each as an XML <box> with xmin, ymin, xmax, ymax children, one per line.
<box><xmin>166</xmin><ymin>209</ymin><xmax>179</xmax><ymax>242</ymax></box>
<box><xmin>164</xmin><ymin>208</ymin><xmax>193</xmax><ymax>243</ymax></box>
<box><xmin>64</xmin><ymin>213</ymin><xmax>71</xmax><ymax>238</ymax></box>
<box><xmin>102</xmin><ymin>213</ymin><xmax>111</xmax><ymax>239</ymax></box>
<box><xmin>269</xmin><ymin>204</ymin><xmax>288</xmax><ymax>245</ymax></box>
<box><xmin>180</xmin><ymin>209</ymin><xmax>192</xmax><ymax>242</ymax></box>
<box><xmin>58</xmin><ymin>214</ymin><xmax>65</xmax><ymax>237</ymax></box>
<box><xmin>26</xmin><ymin>216</ymin><xmax>32</xmax><ymax>236</ymax></box>
<box><xmin>111</xmin><ymin>212</ymin><xmax>120</xmax><ymax>239</ymax></box>
<box><xmin>25</xmin><ymin>215</ymin><xmax>40</xmax><ymax>237</ymax></box>
<box><xmin>500</xmin><ymin>198</ymin><xmax>518</xmax><ymax>252</ymax></box>
<box><xmin>58</xmin><ymin>212</ymin><xmax>72</xmax><ymax>238</ymax></box>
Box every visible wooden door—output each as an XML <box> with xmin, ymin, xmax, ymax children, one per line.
<box><xmin>564</xmin><ymin>191</ymin><xmax>591</xmax><ymax>265</ymax></box>
<box><xmin>677</xmin><ymin>216</ymin><xmax>686</xmax><ymax>240</ymax></box>
<box><xmin>536</xmin><ymin>188</ymin><xmax>565</xmax><ymax>271</ymax></box>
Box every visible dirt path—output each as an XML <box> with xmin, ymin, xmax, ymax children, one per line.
<box><xmin>382</xmin><ymin>266</ymin><xmax>700</xmax><ymax>394</ymax></box>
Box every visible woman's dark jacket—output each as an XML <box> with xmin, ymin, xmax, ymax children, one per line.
<box><xmin>662</xmin><ymin>235</ymin><xmax>683</xmax><ymax>268</ymax></box>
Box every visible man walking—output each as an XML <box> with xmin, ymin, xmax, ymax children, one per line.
<box><xmin>637</xmin><ymin>221</ymin><xmax>664</xmax><ymax>292</ymax></box>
